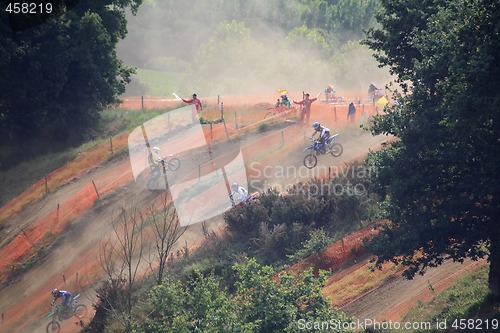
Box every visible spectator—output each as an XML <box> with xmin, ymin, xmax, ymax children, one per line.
<box><xmin>347</xmin><ymin>102</ymin><xmax>357</xmax><ymax>122</ymax></box>
<box><xmin>368</xmin><ymin>83</ymin><xmax>382</xmax><ymax>99</ymax></box>
<box><xmin>324</xmin><ymin>84</ymin><xmax>335</xmax><ymax>103</ymax></box>
<box><xmin>182</xmin><ymin>93</ymin><xmax>203</xmax><ymax>122</ymax></box>
<box><xmin>293</xmin><ymin>93</ymin><xmax>318</xmax><ymax>125</ymax></box>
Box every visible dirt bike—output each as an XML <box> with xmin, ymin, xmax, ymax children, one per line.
<box><xmin>264</xmin><ymin>104</ymin><xmax>296</xmax><ymax>119</ymax></box>
<box><xmin>265</xmin><ymin>95</ymin><xmax>294</xmax><ymax>119</ymax></box>
<box><xmin>324</xmin><ymin>90</ymin><xmax>346</xmax><ymax>104</ymax></box>
<box><xmin>225</xmin><ymin>191</ymin><xmax>259</xmax><ymax>212</ymax></box>
<box><xmin>147</xmin><ymin>156</ymin><xmax>180</xmax><ymax>190</ymax></box>
<box><xmin>303</xmin><ymin>134</ymin><xmax>343</xmax><ymax>169</ymax></box>
<box><xmin>46</xmin><ymin>294</ymin><xmax>87</xmax><ymax>333</ymax></box>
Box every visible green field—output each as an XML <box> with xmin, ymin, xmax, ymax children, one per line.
<box><xmin>134</xmin><ymin>68</ymin><xmax>186</xmax><ymax>96</ymax></box>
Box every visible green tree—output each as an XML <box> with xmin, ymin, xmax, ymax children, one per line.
<box><xmin>285</xmin><ymin>25</ymin><xmax>330</xmax><ymax>59</ymax></box>
<box><xmin>196</xmin><ymin>19</ymin><xmax>270</xmax><ymax>93</ymax></box>
<box><xmin>136</xmin><ymin>259</ymin><xmax>352</xmax><ymax>332</ymax></box>
<box><xmin>0</xmin><ymin>0</ymin><xmax>142</xmax><ymax>168</ymax></box>
<box><xmin>233</xmin><ymin>259</ymin><xmax>351</xmax><ymax>332</ymax></box>
<box><xmin>364</xmin><ymin>0</ymin><xmax>500</xmax><ymax>300</ymax></box>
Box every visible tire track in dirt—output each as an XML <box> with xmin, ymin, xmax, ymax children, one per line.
<box><xmin>0</xmin><ymin>109</ymin><xmax>389</xmax><ymax>333</ymax></box>
<box><xmin>0</xmin><ymin>120</ymin><xmax>297</xmax><ymax>332</ymax></box>
<box><xmin>340</xmin><ymin>258</ymin><xmax>487</xmax><ymax>322</ymax></box>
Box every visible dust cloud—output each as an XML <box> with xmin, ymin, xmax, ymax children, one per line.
<box><xmin>117</xmin><ymin>1</ymin><xmax>393</xmax><ymax>98</ymax></box>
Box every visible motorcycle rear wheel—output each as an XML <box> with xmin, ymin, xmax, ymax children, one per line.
<box><xmin>46</xmin><ymin>320</ymin><xmax>60</xmax><ymax>333</ymax></box>
<box><xmin>74</xmin><ymin>304</ymin><xmax>88</xmax><ymax>319</ymax></box>
<box><xmin>303</xmin><ymin>154</ymin><xmax>317</xmax><ymax>169</ymax></box>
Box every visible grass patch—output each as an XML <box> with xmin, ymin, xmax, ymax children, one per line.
<box><xmin>135</xmin><ymin>68</ymin><xmax>185</xmax><ymax>96</ymax></box>
<box><xmin>0</xmin><ymin>151</ymin><xmax>77</xmax><ymax>207</ymax></box>
<box><xmin>323</xmin><ymin>261</ymin><xmax>403</xmax><ymax>307</ymax></box>
<box><xmin>400</xmin><ymin>264</ymin><xmax>499</xmax><ymax>333</ymax></box>
<box><xmin>0</xmin><ymin>107</ymin><xmax>176</xmax><ymax>208</ymax></box>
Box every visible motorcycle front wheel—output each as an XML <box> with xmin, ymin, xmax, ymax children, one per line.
<box><xmin>167</xmin><ymin>158</ymin><xmax>180</xmax><ymax>171</ymax></box>
<box><xmin>74</xmin><ymin>304</ymin><xmax>88</xmax><ymax>319</ymax></box>
<box><xmin>303</xmin><ymin>154</ymin><xmax>317</xmax><ymax>169</ymax></box>
<box><xmin>264</xmin><ymin>111</ymin><xmax>276</xmax><ymax>119</ymax></box>
<box><xmin>329</xmin><ymin>143</ymin><xmax>343</xmax><ymax>157</ymax></box>
<box><xmin>46</xmin><ymin>320</ymin><xmax>60</xmax><ymax>333</ymax></box>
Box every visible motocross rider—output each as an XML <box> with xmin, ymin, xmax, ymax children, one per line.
<box><xmin>147</xmin><ymin>146</ymin><xmax>163</xmax><ymax>170</ymax></box>
<box><xmin>230</xmin><ymin>183</ymin><xmax>248</xmax><ymax>205</ymax></box>
<box><xmin>311</xmin><ymin>122</ymin><xmax>331</xmax><ymax>153</ymax></box>
<box><xmin>51</xmin><ymin>289</ymin><xmax>72</xmax><ymax>309</ymax></box>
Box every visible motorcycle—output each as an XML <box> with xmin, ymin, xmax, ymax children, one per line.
<box><xmin>147</xmin><ymin>155</ymin><xmax>181</xmax><ymax>190</ymax></box>
<box><xmin>265</xmin><ymin>94</ymin><xmax>295</xmax><ymax>119</ymax></box>
<box><xmin>324</xmin><ymin>90</ymin><xmax>346</xmax><ymax>104</ymax></box>
<box><xmin>46</xmin><ymin>294</ymin><xmax>87</xmax><ymax>333</ymax></box>
<box><xmin>303</xmin><ymin>134</ymin><xmax>343</xmax><ymax>169</ymax></box>
<box><xmin>225</xmin><ymin>191</ymin><xmax>259</xmax><ymax>212</ymax></box>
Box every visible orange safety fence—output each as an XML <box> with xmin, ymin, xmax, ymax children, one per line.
<box><xmin>286</xmin><ymin>223</ymin><xmax>380</xmax><ymax>277</ymax></box>
<box><xmin>2</xmin><ymin>246</ymin><xmax>102</xmax><ymax>333</ymax></box>
<box><xmin>0</xmin><ymin>182</ymin><xmax>99</xmax><ymax>282</ymax></box>
<box><xmin>0</xmin><ymin>100</ymin><xmax>375</xmax><ymax>227</ymax></box>
<box><xmin>0</xmin><ymin>132</ymin><xmax>129</xmax><ymax>226</ymax></box>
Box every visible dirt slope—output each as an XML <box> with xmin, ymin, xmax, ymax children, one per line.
<box><xmin>0</xmin><ymin>110</ymin><xmax>390</xmax><ymax>333</ymax></box>
<box><xmin>340</xmin><ymin>258</ymin><xmax>487</xmax><ymax>322</ymax></box>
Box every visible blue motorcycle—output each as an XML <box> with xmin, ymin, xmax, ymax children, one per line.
<box><xmin>303</xmin><ymin>134</ymin><xmax>343</xmax><ymax>169</ymax></box>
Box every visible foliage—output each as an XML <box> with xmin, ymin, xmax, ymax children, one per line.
<box><xmin>287</xmin><ymin>229</ymin><xmax>333</xmax><ymax>262</ymax></box>
<box><xmin>363</xmin><ymin>0</ymin><xmax>500</xmax><ymax>299</ymax></box>
<box><xmin>122</xmin><ymin>0</ymin><xmax>379</xmax><ymax>63</ymax></box>
<box><xmin>224</xmin><ymin>172</ymin><xmax>376</xmax><ymax>264</ymax></box>
<box><xmin>0</xmin><ymin>0</ymin><xmax>143</xmax><ymax>168</ymax></box>
<box><xmin>134</xmin><ymin>259</ymin><xmax>353</xmax><ymax>333</ymax></box>
<box><xmin>285</xmin><ymin>25</ymin><xmax>330</xmax><ymax>59</ymax></box>
<box><xmin>83</xmin><ymin>278</ymin><xmax>127</xmax><ymax>333</ymax></box>
<box><xmin>121</xmin><ymin>0</ymin><xmax>382</xmax><ymax>95</ymax></box>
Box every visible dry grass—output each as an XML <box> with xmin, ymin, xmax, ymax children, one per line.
<box><xmin>323</xmin><ymin>260</ymin><xmax>404</xmax><ymax>307</ymax></box>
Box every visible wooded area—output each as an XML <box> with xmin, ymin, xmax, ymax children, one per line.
<box><xmin>364</xmin><ymin>0</ymin><xmax>500</xmax><ymax>301</ymax></box>
<box><xmin>0</xmin><ymin>0</ymin><xmax>381</xmax><ymax>169</ymax></box>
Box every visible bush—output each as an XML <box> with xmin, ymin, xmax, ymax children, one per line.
<box><xmin>223</xmin><ymin>170</ymin><xmax>379</xmax><ymax>264</ymax></box>
<box><xmin>83</xmin><ymin>278</ymin><xmax>126</xmax><ymax>333</ymax></box>
<box><xmin>287</xmin><ymin>229</ymin><xmax>333</xmax><ymax>262</ymax></box>
<box><xmin>258</xmin><ymin>123</ymin><xmax>270</xmax><ymax>132</ymax></box>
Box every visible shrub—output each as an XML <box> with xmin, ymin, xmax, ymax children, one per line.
<box><xmin>223</xmin><ymin>170</ymin><xmax>378</xmax><ymax>264</ymax></box>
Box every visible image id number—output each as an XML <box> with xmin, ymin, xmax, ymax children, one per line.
<box><xmin>452</xmin><ymin>318</ymin><xmax>499</xmax><ymax>330</ymax></box>
<box><xmin>6</xmin><ymin>2</ymin><xmax>53</xmax><ymax>14</ymax></box>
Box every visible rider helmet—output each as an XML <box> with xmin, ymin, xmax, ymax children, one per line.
<box><xmin>153</xmin><ymin>146</ymin><xmax>160</xmax><ymax>152</ymax></box>
<box><xmin>312</xmin><ymin>122</ymin><xmax>320</xmax><ymax>130</ymax></box>
<box><xmin>51</xmin><ymin>288</ymin><xmax>59</xmax><ymax>296</ymax></box>
<box><xmin>231</xmin><ymin>183</ymin><xmax>239</xmax><ymax>191</ymax></box>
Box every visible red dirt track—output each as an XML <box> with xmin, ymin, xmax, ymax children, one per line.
<box><xmin>0</xmin><ymin>92</ymin><xmax>480</xmax><ymax>333</ymax></box>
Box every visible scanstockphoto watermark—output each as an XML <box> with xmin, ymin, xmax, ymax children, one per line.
<box><xmin>249</xmin><ymin>162</ymin><xmax>379</xmax><ymax>181</ymax></box>
<box><xmin>296</xmin><ymin>318</ymin><xmax>437</xmax><ymax>331</ymax></box>
<box><xmin>249</xmin><ymin>162</ymin><xmax>379</xmax><ymax>197</ymax></box>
